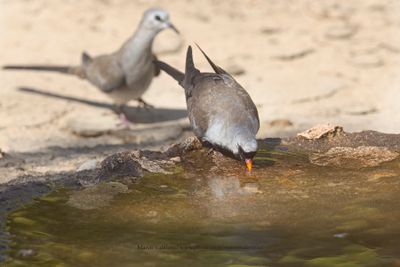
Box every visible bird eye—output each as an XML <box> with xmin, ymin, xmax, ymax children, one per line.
<box><xmin>155</xmin><ymin>15</ymin><xmax>161</xmax><ymax>21</ymax></box>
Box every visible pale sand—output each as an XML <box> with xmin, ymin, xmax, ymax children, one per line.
<box><xmin>1</xmin><ymin>0</ymin><xmax>400</xmax><ymax>155</ymax></box>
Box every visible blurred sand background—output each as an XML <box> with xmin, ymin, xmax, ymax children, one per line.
<box><xmin>1</xmin><ymin>0</ymin><xmax>400</xmax><ymax>154</ymax></box>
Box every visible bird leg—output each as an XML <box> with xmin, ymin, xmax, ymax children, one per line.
<box><xmin>116</xmin><ymin>104</ymin><xmax>132</xmax><ymax>128</ymax></box>
<box><xmin>137</xmin><ymin>98</ymin><xmax>154</xmax><ymax>109</ymax></box>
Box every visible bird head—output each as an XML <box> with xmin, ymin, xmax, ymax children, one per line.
<box><xmin>237</xmin><ymin>139</ymin><xmax>258</xmax><ymax>172</ymax></box>
<box><xmin>141</xmin><ymin>8</ymin><xmax>179</xmax><ymax>34</ymax></box>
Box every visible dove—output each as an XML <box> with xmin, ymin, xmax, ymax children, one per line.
<box><xmin>155</xmin><ymin>45</ymin><xmax>259</xmax><ymax>171</ymax></box>
<box><xmin>3</xmin><ymin>8</ymin><xmax>179</xmax><ymax>123</ymax></box>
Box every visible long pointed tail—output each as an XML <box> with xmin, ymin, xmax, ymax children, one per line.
<box><xmin>2</xmin><ymin>65</ymin><xmax>83</xmax><ymax>76</ymax></box>
<box><xmin>154</xmin><ymin>60</ymin><xmax>184</xmax><ymax>85</ymax></box>
<box><xmin>195</xmin><ymin>43</ymin><xmax>227</xmax><ymax>75</ymax></box>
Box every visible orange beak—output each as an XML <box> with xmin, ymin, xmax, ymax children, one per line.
<box><xmin>245</xmin><ymin>159</ymin><xmax>253</xmax><ymax>172</ymax></box>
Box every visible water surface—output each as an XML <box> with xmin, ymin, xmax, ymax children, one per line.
<box><xmin>2</xmin><ymin>148</ymin><xmax>400</xmax><ymax>266</ymax></box>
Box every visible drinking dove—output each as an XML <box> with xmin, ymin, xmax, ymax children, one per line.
<box><xmin>155</xmin><ymin>45</ymin><xmax>259</xmax><ymax>171</ymax></box>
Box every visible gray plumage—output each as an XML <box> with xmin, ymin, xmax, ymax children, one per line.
<box><xmin>3</xmin><ymin>8</ymin><xmax>178</xmax><ymax>107</ymax></box>
<box><xmin>155</xmin><ymin>45</ymin><xmax>259</xmax><ymax>159</ymax></box>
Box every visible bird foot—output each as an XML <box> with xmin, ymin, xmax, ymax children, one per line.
<box><xmin>137</xmin><ymin>98</ymin><xmax>154</xmax><ymax>109</ymax></box>
<box><xmin>117</xmin><ymin>113</ymin><xmax>132</xmax><ymax>128</ymax></box>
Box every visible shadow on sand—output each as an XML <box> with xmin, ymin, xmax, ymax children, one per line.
<box><xmin>18</xmin><ymin>87</ymin><xmax>187</xmax><ymax>124</ymax></box>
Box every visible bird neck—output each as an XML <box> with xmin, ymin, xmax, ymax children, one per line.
<box><xmin>120</xmin><ymin>24</ymin><xmax>158</xmax><ymax>57</ymax></box>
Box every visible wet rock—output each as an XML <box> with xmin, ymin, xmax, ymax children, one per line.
<box><xmin>76</xmin><ymin>159</ymin><xmax>98</xmax><ymax>172</ymax></box>
<box><xmin>67</xmin><ymin>182</ymin><xmax>130</xmax><ymax>210</ymax></box>
<box><xmin>297</xmin><ymin>124</ymin><xmax>343</xmax><ymax>140</ymax></box>
<box><xmin>136</xmin><ymin>157</ymin><xmax>169</xmax><ymax>174</ymax></box>
<box><xmin>287</xmin><ymin>130</ymin><xmax>400</xmax><ymax>153</ymax></box>
<box><xmin>97</xmin><ymin>152</ymin><xmax>143</xmax><ymax>181</ymax></box>
<box><xmin>166</xmin><ymin>136</ymin><xmax>203</xmax><ymax>157</ymax></box>
<box><xmin>310</xmin><ymin>146</ymin><xmax>399</xmax><ymax>168</ymax></box>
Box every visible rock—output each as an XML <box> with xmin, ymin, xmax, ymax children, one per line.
<box><xmin>97</xmin><ymin>152</ymin><xmax>143</xmax><ymax>181</ymax></box>
<box><xmin>77</xmin><ymin>159</ymin><xmax>98</xmax><ymax>172</ymax></box>
<box><xmin>67</xmin><ymin>182</ymin><xmax>130</xmax><ymax>210</ymax></box>
<box><xmin>297</xmin><ymin>124</ymin><xmax>343</xmax><ymax>140</ymax></box>
<box><xmin>170</xmin><ymin>157</ymin><xmax>181</xmax><ymax>163</ymax></box>
<box><xmin>136</xmin><ymin>157</ymin><xmax>169</xmax><ymax>174</ymax></box>
<box><xmin>310</xmin><ymin>146</ymin><xmax>399</xmax><ymax>168</ymax></box>
<box><xmin>166</xmin><ymin>136</ymin><xmax>203</xmax><ymax>157</ymax></box>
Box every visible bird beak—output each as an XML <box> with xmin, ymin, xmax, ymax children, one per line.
<box><xmin>245</xmin><ymin>159</ymin><xmax>253</xmax><ymax>172</ymax></box>
<box><xmin>167</xmin><ymin>22</ymin><xmax>180</xmax><ymax>34</ymax></box>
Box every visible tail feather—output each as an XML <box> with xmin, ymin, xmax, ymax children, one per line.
<box><xmin>3</xmin><ymin>65</ymin><xmax>74</xmax><ymax>74</ymax></box>
<box><xmin>154</xmin><ymin>60</ymin><xmax>184</xmax><ymax>84</ymax></box>
<box><xmin>195</xmin><ymin>43</ymin><xmax>227</xmax><ymax>75</ymax></box>
<box><xmin>184</xmin><ymin>46</ymin><xmax>200</xmax><ymax>87</ymax></box>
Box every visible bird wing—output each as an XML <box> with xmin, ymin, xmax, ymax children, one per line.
<box><xmin>84</xmin><ymin>54</ymin><xmax>126</xmax><ymax>93</ymax></box>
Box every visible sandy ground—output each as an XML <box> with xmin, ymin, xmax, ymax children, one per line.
<box><xmin>1</xmin><ymin>0</ymin><xmax>400</xmax><ymax>183</ymax></box>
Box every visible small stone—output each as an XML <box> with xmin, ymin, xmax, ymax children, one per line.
<box><xmin>77</xmin><ymin>159</ymin><xmax>98</xmax><ymax>172</ymax></box>
<box><xmin>297</xmin><ymin>124</ymin><xmax>343</xmax><ymax>140</ymax></box>
<box><xmin>170</xmin><ymin>156</ymin><xmax>181</xmax><ymax>163</ymax></box>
